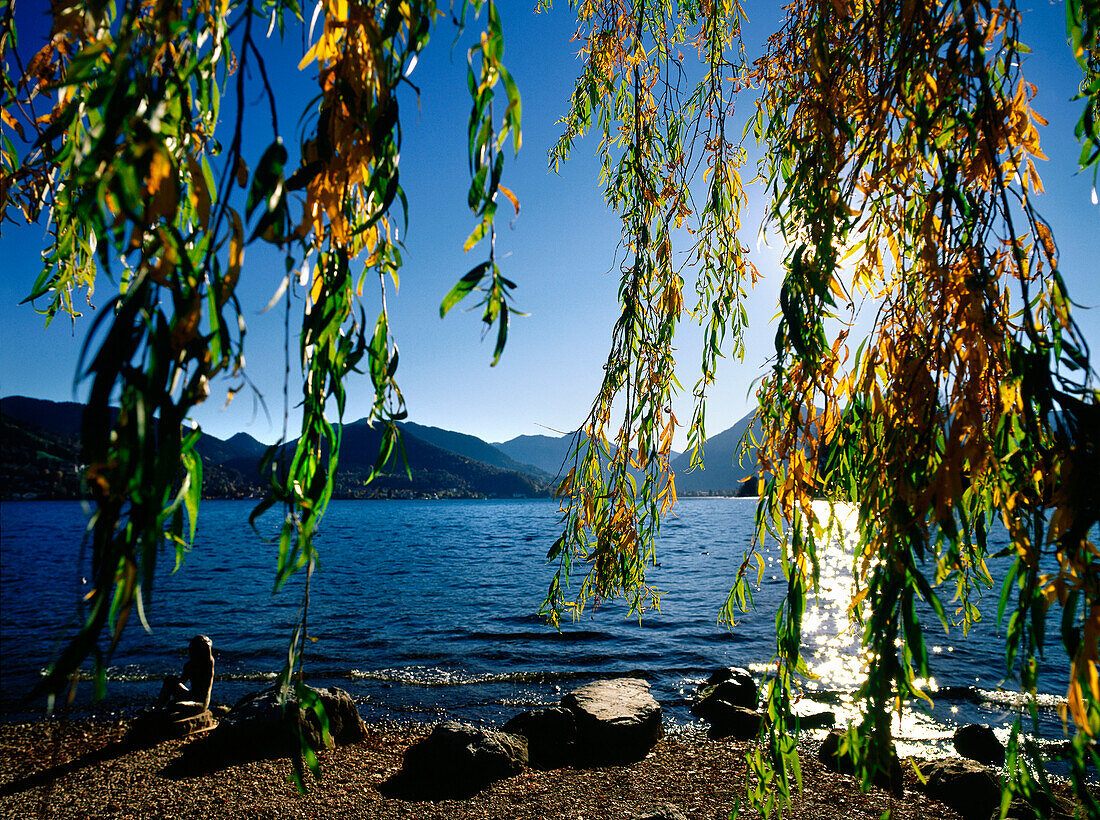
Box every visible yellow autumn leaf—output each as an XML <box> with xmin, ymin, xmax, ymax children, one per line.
<box><xmin>498</xmin><ymin>184</ymin><xmax>520</xmax><ymax>215</ymax></box>
<box><xmin>187</xmin><ymin>155</ymin><xmax>211</xmax><ymax>229</ymax></box>
<box><xmin>1</xmin><ymin>107</ymin><xmax>24</xmax><ymax>139</ymax></box>
<box><xmin>298</xmin><ymin>39</ymin><xmax>321</xmax><ymax>70</ymax></box>
<box><xmin>147</xmin><ymin>149</ymin><xmax>172</xmax><ymax>196</ymax></box>
<box><xmin>1027</xmin><ymin>160</ymin><xmax>1045</xmax><ymax>193</ymax></box>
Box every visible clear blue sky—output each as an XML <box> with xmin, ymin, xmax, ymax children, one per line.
<box><xmin>1</xmin><ymin>2</ymin><xmax>1096</xmax><ymax>449</ymax></box>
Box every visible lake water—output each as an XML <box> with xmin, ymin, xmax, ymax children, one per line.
<box><xmin>0</xmin><ymin>497</ymin><xmax>1078</xmax><ymax>761</ymax></box>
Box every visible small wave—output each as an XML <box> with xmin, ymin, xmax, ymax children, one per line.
<box><xmin>349</xmin><ymin>667</ymin><xmax>584</xmax><ymax>687</ymax></box>
<box><xmin>348</xmin><ymin>666</ymin><xmax>652</xmax><ymax>687</ymax></box>
<box><xmin>898</xmin><ymin>683</ymin><xmax>1065</xmax><ymax>711</ymax></box>
<box><xmin>38</xmin><ymin>667</ymin><xmax>281</xmax><ymax>684</ymax></box>
<box><xmin>38</xmin><ymin>665</ymin><xmax>155</xmax><ymax>683</ymax></box>
<box><xmin>214</xmin><ymin>672</ymin><xmax>280</xmax><ymax>682</ymax></box>
<box><xmin>463</xmin><ymin>630</ymin><xmax>614</xmax><ymax>643</ymax></box>
<box><xmin>972</xmin><ymin>688</ymin><xmax>1066</xmax><ymax>710</ymax></box>
<box><xmin>698</xmin><ymin>631</ymin><xmax>751</xmax><ymax>644</ymax></box>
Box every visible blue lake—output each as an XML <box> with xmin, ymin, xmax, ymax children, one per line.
<box><xmin>0</xmin><ymin>497</ymin><xmax>1078</xmax><ymax>760</ymax></box>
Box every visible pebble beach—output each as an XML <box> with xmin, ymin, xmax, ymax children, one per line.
<box><xmin>0</xmin><ymin>714</ymin><xmax>981</xmax><ymax>820</ymax></box>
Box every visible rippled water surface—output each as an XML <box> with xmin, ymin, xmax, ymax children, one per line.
<box><xmin>0</xmin><ymin>498</ymin><xmax>1075</xmax><ymax>758</ymax></box>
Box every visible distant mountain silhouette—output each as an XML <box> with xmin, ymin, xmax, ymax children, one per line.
<box><xmin>495</xmin><ymin>430</ymin><xmax>699</xmax><ymax>490</ymax></box>
<box><xmin>242</xmin><ymin>418</ymin><xmax>550</xmax><ymax>498</ymax></box>
<box><xmin>670</xmin><ymin>411</ymin><xmax>762</xmax><ymax>495</ymax></box>
<box><xmin>2</xmin><ymin>395</ymin><xmax>763</xmax><ymax>500</ymax></box>
<box><xmin>493</xmin><ymin>432</ymin><xmax>576</xmax><ymax>477</ymax></box>
<box><xmin>399</xmin><ymin>421</ymin><xmax>548</xmax><ymax>477</ymax></box>
<box><xmin>1</xmin><ymin>396</ymin><xmax>550</xmax><ymax>500</ymax></box>
<box><xmin>0</xmin><ymin>395</ymin><xmax>111</xmax><ymax>439</ymax></box>
<box><xmin>0</xmin><ymin>397</ymin><xmax>86</xmax><ymax>499</ymax></box>
<box><xmin>0</xmin><ymin>396</ymin><xmax>268</xmax><ymax>500</ymax></box>
<box><xmin>193</xmin><ymin>430</ymin><xmax>269</xmax><ymax>465</ymax></box>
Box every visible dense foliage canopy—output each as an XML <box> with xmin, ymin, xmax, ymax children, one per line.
<box><xmin>2</xmin><ymin>0</ymin><xmax>1098</xmax><ymax>814</ymax></box>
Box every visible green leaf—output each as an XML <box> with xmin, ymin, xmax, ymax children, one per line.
<box><xmin>181</xmin><ymin>447</ymin><xmax>202</xmax><ymax>545</ymax></box>
<box><xmin>499</xmin><ymin>64</ymin><xmax>522</xmax><ymax>153</ymax></box>
<box><xmin>491</xmin><ymin>302</ymin><xmax>509</xmax><ymax>366</ymax></box>
<box><xmin>463</xmin><ymin>217</ymin><xmax>490</xmax><ymax>252</ymax></box>
<box><xmin>441</xmin><ymin>262</ymin><xmax>490</xmax><ymax>316</ymax></box>
<box><xmin>246</xmin><ymin>139</ymin><xmax>288</xmax><ymax>220</ymax></box>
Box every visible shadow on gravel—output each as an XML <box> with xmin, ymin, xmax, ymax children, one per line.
<box><xmin>157</xmin><ymin>730</ymin><xmax>297</xmax><ymax>780</ymax></box>
<box><xmin>376</xmin><ymin>768</ymin><xmax>488</xmax><ymax>802</ymax></box>
<box><xmin>0</xmin><ymin>734</ymin><xmax>145</xmax><ymax>797</ymax></box>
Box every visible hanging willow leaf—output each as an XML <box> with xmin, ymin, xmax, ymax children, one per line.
<box><xmin>441</xmin><ymin>262</ymin><xmax>491</xmax><ymax>317</ymax></box>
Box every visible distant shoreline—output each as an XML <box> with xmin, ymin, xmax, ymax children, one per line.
<box><xmin>0</xmin><ymin>493</ymin><xmax>758</xmax><ymax>503</ymax></box>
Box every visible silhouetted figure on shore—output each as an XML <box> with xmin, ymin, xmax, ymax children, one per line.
<box><xmin>156</xmin><ymin>635</ymin><xmax>214</xmax><ymax>712</ymax></box>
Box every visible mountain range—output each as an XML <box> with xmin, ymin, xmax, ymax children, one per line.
<box><xmin>0</xmin><ymin>395</ymin><xmax>761</xmax><ymax>501</ymax></box>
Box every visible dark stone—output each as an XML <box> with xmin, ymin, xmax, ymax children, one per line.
<box><xmin>306</xmin><ymin>686</ymin><xmax>366</xmax><ymax>747</ymax></box>
<box><xmin>561</xmin><ymin>677</ymin><xmax>663</xmax><ymax>765</ymax></box>
<box><xmin>631</xmin><ymin>802</ymin><xmax>689</xmax><ymax>820</ymax></box>
<box><xmin>818</xmin><ymin>729</ymin><xmax>903</xmax><ymax>796</ymax></box>
<box><xmin>936</xmin><ymin>686</ymin><xmax>984</xmax><ymax>704</ymax></box>
<box><xmin>693</xmin><ymin>668</ymin><xmax>758</xmax><ymax>714</ymax></box>
<box><xmin>953</xmin><ymin>724</ymin><xmax>1005</xmax><ymax>766</ymax></box>
<box><xmin>705</xmin><ymin>667</ymin><xmax>742</xmax><ymax>686</ymax></box>
<box><xmin>129</xmin><ymin>706</ymin><xmax>217</xmax><ymax>744</ymax></box>
<box><xmin>703</xmin><ymin>703</ymin><xmax>761</xmax><ymax>741</ymax></box>
<box><xmin>818</xmin><ymin>729</ymin><xmax>845</xmax><ymax>767</ymax></box>
<box><xmin>202</xmin><ymin>684</ymin><xmax>365</xmax><ymax>763</ymax></box>
<box><xmin>1001</xmin><ymin>793</ymin><xmax>1075</xmax><ymax>820</ymax></box>
<box><xmin>384</xmin><ymin>721</ymin><xmax>528</xmax><ymax>798</ymax></box>
<box><xmin>503</xmin><ymin>706</ymin><xmax>577</xmax><ymax>769</ymax></box>
<box><xmin>795</xmin><ymin>709</ymin><xmax>836</xmax><ymax>730</ymax></box>
<box><xmin>914</xmin><ymin>757</ymin><xmax>1000</xmax><ymax>820</ymax></box>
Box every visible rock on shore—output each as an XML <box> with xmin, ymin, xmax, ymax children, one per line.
<box><xmin>384</xmin><ymin>721</ymin><xmax>528</xmax><ymax>798</ymax></box>
<box><xmin>503</xmin><ymin>706</ymin><xmax>577</xmax><ymax>769</ymax></box>
<box><xmin>560</xmin><ymin>677</ymin><xmax>663</xmax><ymax>765</ymax></box>
<box><xmin>178</xmin><ymin>684</ymin><xmax>365</xmax><ymax>772</ymax></box>
<box><xmin>913</xmin><ymin>757</ymin><xmax>1000</xmax><ymax>820</ymax></box>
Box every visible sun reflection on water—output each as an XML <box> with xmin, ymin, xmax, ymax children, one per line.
<box><xmin>794</xmin><ymin>500</ymin><xmax>962</xmax><ymax>755</ymax></box>
<box><xmin>802</xmin><ymin>500</ymin><xmax>865</xmax><ymax>693</ymax></box>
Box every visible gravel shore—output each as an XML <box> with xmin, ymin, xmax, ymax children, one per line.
<box><xmin>0</xmin><ymin>714</ymin><xmax>983</xmax><ymax>820</ymax></box>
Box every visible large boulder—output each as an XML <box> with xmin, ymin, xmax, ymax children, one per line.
<box><xmin>691</xmin><ymin>668</ymin><xmax>761</xmax><ymax>740</ymax></box>
<box><xmin>385</xmin><ymin>721</ymin><xmax>528</xmax><ymax>798</ymax></box>
<box><xmin>953</xmin><ymin>724</ymin><xmax>1005</xmax><ymax>766</ymax></box>
<box><xmin>818</xmin><ymin>729</ymin><xmax>903</xmax><ymax>795</ymax></box>
<box><xmin>703</xmin><ymin>703</ymin><xmax>761</xmax><ymax>741</ymax></box>
<box><xmin>794</xmin><ymin>708</ymin><xmax>836</xmax><ymax>730</ymax></box>
<box><xmin>205</xmin><ymin>685</ymin><xmax>365</xmax><ymax>761</ymax></box>
<box><xmin>561</xmin><ymin>677</ymin><xmax>663</xmax><ymax>765</ymax></box>
<box><xmin>914</xmin><ymin>757</ymin><xmax>1000</xmax><ymax>820</ymax></box>
<box><xmin>503</xmin><ymin>706</ymin><xmax>577</xmax><ymax>769</ymax></box>
<box><xmin>691</xmin><ymin>668</ymin><xmax>757</xmax><ymax>717</ymax></box>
